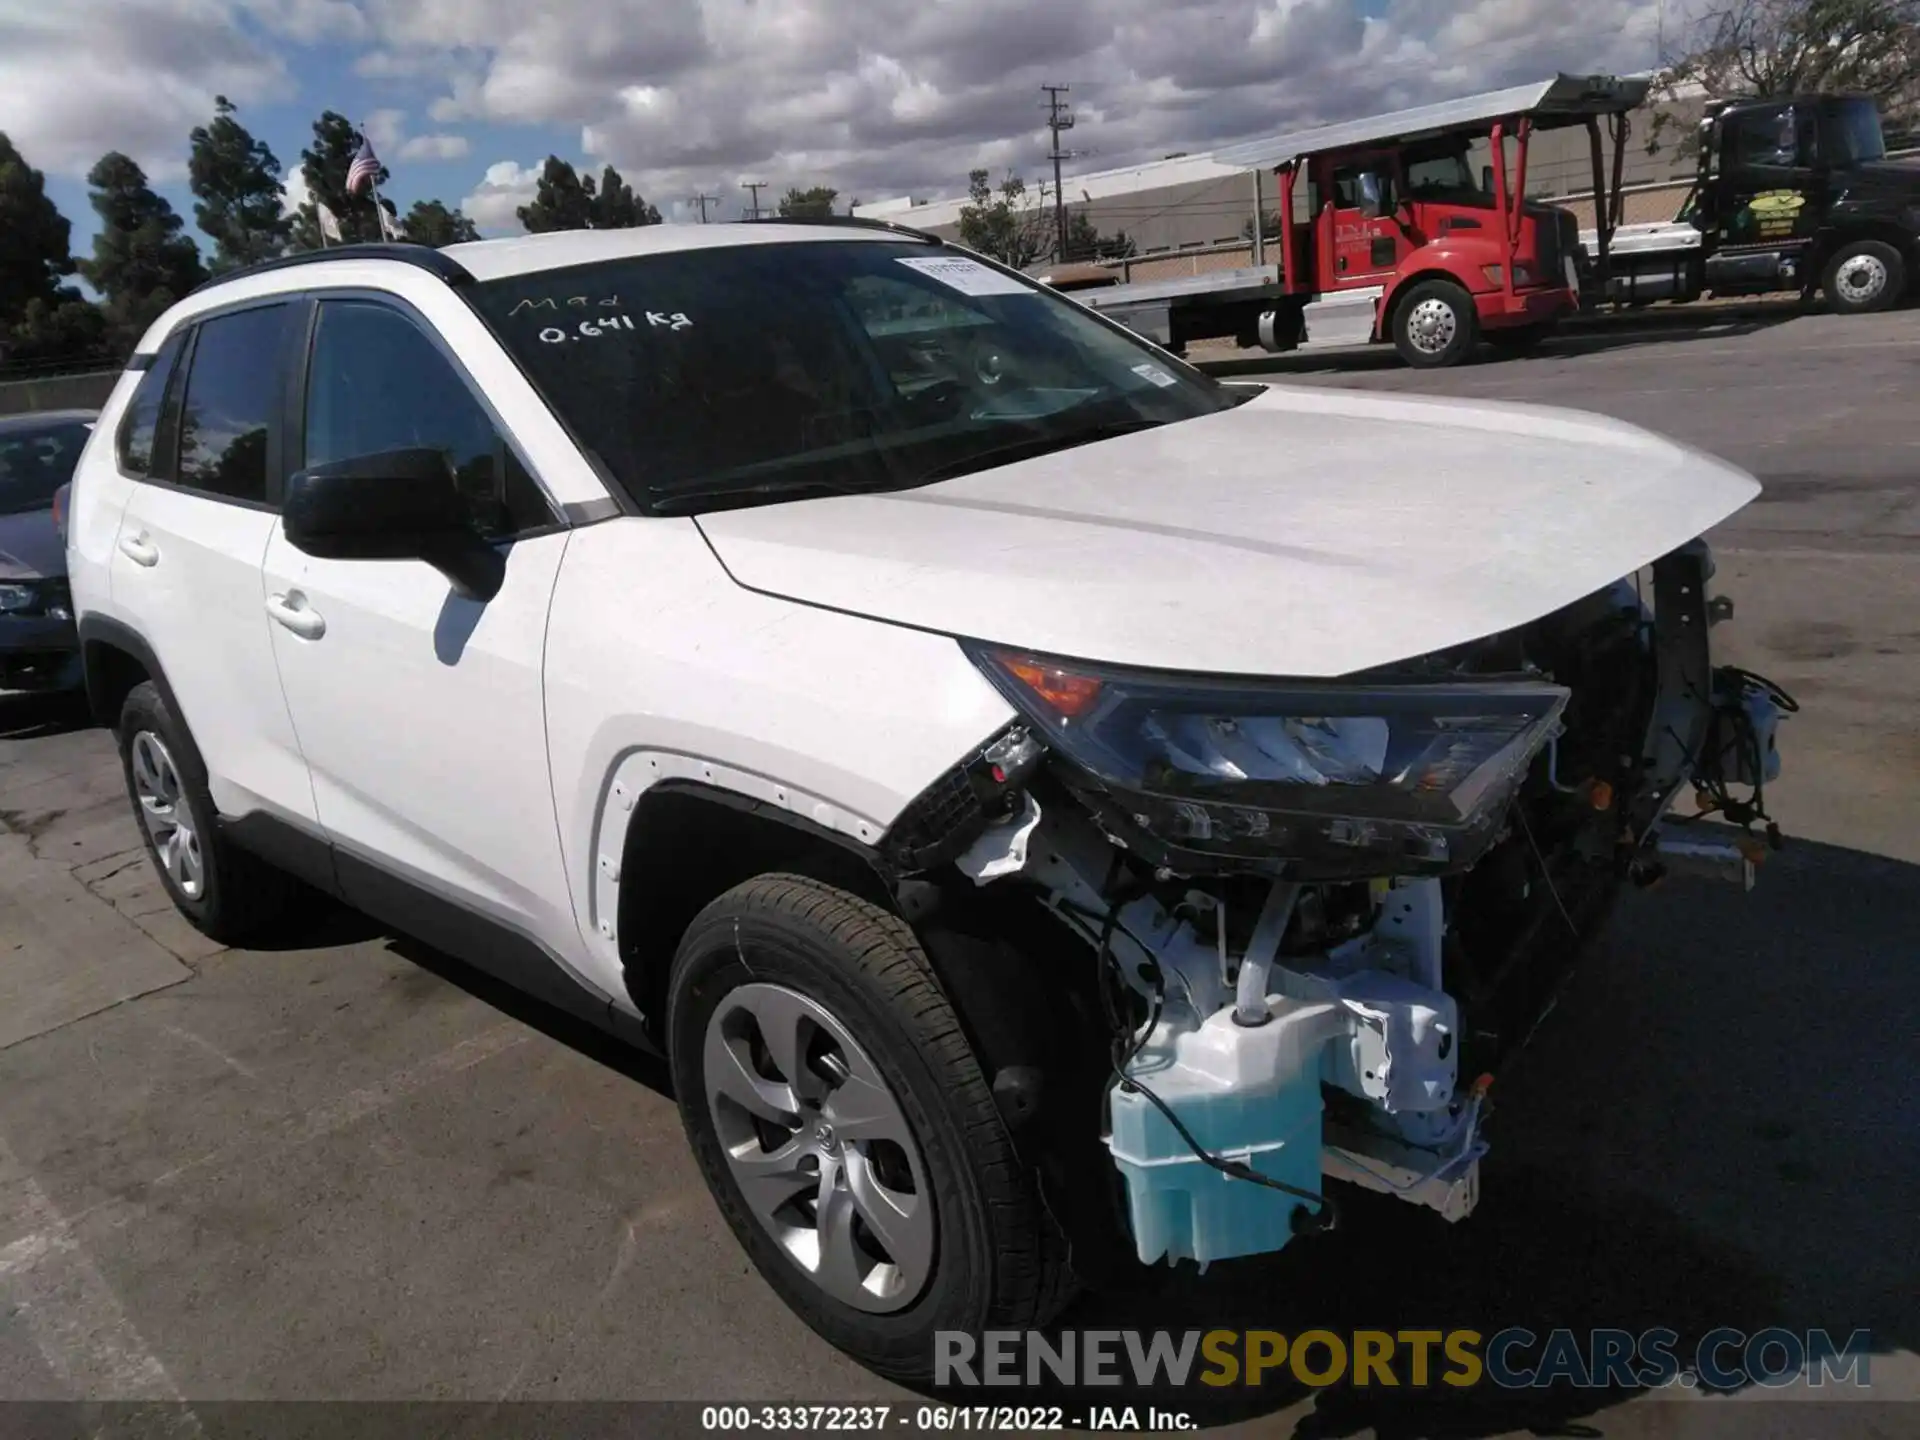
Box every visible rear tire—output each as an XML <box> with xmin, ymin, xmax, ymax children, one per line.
<box><xmin>115</xmin><ymin>681</ymin><xmax>296</xmax><ymax>945</ymax></box>
<box><xmin>667</xmin><ymin>873</ymin><xmax>1073</xmax><ymax>1382</ymax></box>
<box><xmin>1823</xmin><ymin>239</ymin><xmax>1905</xmax><ymax>315</ymax></box>
<box><xmin>1392</xmin><ymin>279</ymin><xmax>1479</xmax><ymax>368</ymax></box>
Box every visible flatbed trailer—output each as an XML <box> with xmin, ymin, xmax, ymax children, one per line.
<box><xmin>1073</xmin><ymin>73</ymin><xmax>1651</xmax><ymax>368</ymax></box>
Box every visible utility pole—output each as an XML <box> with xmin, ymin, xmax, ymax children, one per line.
<box><xmin>692</xmin><ymin>191</ymin><xmax>719</xmax><ymax>224</ymax></box>
<box><xmin>1042</xmin><ymin>84</ymin><xmax>1075</xmax><ymax>262</ymax></box>
<box><xmin>741</xmin><ymin>181</ymin><xmax>767</xmax><ymax>221</ymax></box>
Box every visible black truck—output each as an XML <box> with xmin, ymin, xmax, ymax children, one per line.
<box><xmin>1590</xmin><ymin>93</ymin><xmax>1919</xmax><ymax>313</ymax></box>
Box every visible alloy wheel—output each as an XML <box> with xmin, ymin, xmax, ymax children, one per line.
<box><xmin>702</xmin><ymin>982</ymin><xmax>935</xmax><ymax>1313</ymax></box>
<box><xmin>130</xmin><ymin>730</ymin><xmax>204</xmax><ymax>900</ymax></box>
<box><xmin>1835</xmin><ymin>253</ymin><xmax>1889</xmax><ymax>307</ymax></box>
<box><xmin>1406</xmin><ymin>296</ymin><xmax>1459</xmax><ymax>355</ymax></box>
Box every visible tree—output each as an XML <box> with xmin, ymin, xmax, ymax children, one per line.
<box><xmin>956</xmin><ymin>169</ymin><xmax>1052</xmax><ymax>268</ymax></box>
<box><xmin>79</xmin><ymin>153</ymin><xmax>206</xmax><ymax>353</ymax></box>
<box><xmin>590</xmin><ymin>165</ymin><xmax>662</xmax><ymax>227</ymax></box>
<box><xmin>1064</xmin><ymin>210</ymin><xmax>1135</xmax><ymax>261</ymax></box>
<box><xmin>400</xmin><ymin>199</ymin><xmax>481</xmax><ymax>248</ymax></box>
<box><xmin>288</xmin><ymin>111</ymin><xmax>394</xmax><ymax>250</ymax></box>
<box><xmin>518</xmin><ymin>156</ymin><xmax>596</xmax><ymax>232</ymax></box>
<box><xmin>777</xmin><ymin>185</ymin><xmax>839</xmax><ymax>218</ymax></box>
<box><xmin>0</xmin><ymin>132</ymin><xmax>77</xmax><ymax>327</ymax></box>
<box><xmin>189</xmin><ymin>97</ymin><xmax>292</xmax><ymax>272</ymax></box>
<box><xmin>1650</xmin><ymin>1</ymin><xmax>1920</xmax><ymax>153</ymax></box>
<box><xmin>0</xmin><ymin>293</ymin><xmax>109</xmax><ymax>368</ymax></box>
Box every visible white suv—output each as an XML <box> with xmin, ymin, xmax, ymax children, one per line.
<box><xmin>66</xmin><ymin>223</ymin><xmax>1791</xmax><ymax>1381</ymax></box>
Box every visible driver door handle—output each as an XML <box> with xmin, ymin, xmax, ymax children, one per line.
<box><xmin>118</xmin><ymin>533</ymin><xmax>159</xmax><ymax>567</ymax></box>
<box><xmin>265</xmin><ymin>591</ymin><xmax>326</xmax><ymax>641</ymax></box>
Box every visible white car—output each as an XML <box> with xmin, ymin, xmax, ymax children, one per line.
<box><xmin>64</xmin><ymin>223</ymin><xmax>1791</xmax><ymax>1381</ymax></box>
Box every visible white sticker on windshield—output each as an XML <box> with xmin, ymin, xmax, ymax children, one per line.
<box><xmin>895</xmin><ymin>255</ymin><xmax>1032</xmax><ymax>296</ymax></box>
<box><xmin>1130</xmin><ymin>362</ymin><xmax>1178</xmax><ymax>388</ymax></box>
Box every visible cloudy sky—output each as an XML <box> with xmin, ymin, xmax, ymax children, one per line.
<box><xmin>1</xmin><ymin>0</ymin><xmax>1687</xmax><ymax>252</ymax></box>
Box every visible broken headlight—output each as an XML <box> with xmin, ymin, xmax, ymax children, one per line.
<box><xmin>966</xmin><ymin>645</ymin><xmax>1569</xmax><ymax>877</ymax></box>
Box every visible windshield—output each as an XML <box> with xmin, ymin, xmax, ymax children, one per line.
<box><xmin>0</xmin><ymin>419</ymin><xmax>91</xmax><ymax>517</ymax></box>
<box><xmin>472</xmin><ymin>239</ymin><xmax>1243</xmax><ymax>515</ymax></box>
<box><xmin>1818</xmin><ymin>97</ymin><xmax>1886</xmax><ymax>166</ymax></box>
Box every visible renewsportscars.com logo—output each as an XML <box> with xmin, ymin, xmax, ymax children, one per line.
<box><xmin>934</xmin><ymin>1328</ymin><xmax>1875</xmax><ymax>1391</ymax></box>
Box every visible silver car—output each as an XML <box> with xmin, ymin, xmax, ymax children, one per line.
<box><xmin>0</xmin><ymin>408</ymin><xmax>95</xmax><ymax>692</ymax></box>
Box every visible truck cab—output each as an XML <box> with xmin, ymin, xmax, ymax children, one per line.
<box><xmin>1596</xmin><ymin>93</ymin><xmax>1918</xmax><ymax>313</ymax></box>
<box><xmin>1291</xmin><ymin>137</ymin><xmax>1583</xmax><ymax>346</ymax></box>
<box><xmin>1695</xmin><ymin>93</ymin><xmax>1916</xmax><ymax>310</ymax></box>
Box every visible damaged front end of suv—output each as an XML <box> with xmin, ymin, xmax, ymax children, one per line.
<box><xmin>880</xmin><ymin>539</ymin><xmax>1793</xmax><ymax>1277</ymax></box>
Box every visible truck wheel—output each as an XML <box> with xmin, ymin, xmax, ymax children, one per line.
<box><xmin>115</xmin><ymin>682</ymin><xmax>296</xmax><ymax>944</ymax></box>
<box><xmin>1392</xmin><ymin>279</ymin><xmax>1478</xmax><ymax>367</ymax></box>
<box><xmin>1823</xmin><ymin>240</ymin><xmax>1906</xmax><ymax>314</ymax></box>
<box><xmin>667</xmin><ymin>874</ymin><xmax>1073</xmax><ymax>1382</ymax></box>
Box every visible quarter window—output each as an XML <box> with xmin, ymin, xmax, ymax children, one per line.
<box><xmin>116</xmin><ymin>331</ymin><xmax>186</xmax><ymax>478</ymax></box>
<box><xmin>175</xmin><ymin>304</ymin><xmax>293</xmax><ymax>504</ymax></box>
<box><xmin>302</xmin><ymin>300</ymin><xmax>551</xmax><ymax>540</ymax></box>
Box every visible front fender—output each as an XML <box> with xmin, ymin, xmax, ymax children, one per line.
<box><xmin>1380</xmin><ymin>241</ymin><xmax>1499</xmax><ymax>327</ymax></box>
<box><xmin>542</xmin><ymin>516</ymin><xmax>1015</xmax><ymax>1004</ymax></box>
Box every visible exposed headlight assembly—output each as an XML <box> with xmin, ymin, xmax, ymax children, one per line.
<box><xmin>965</xmin><ymin>645</ymin><xmax>1569</xmax><ymax>878</ymax></box>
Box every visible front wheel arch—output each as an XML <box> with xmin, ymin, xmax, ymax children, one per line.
<box><xmin>615</xmin><ymin>782</ymin><xmax>895</xmax><ymax>1041</ymax></box>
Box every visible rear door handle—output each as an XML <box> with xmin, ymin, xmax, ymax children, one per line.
<box><xmin>118</xmin><ymin>533</ymin><xmax>159</xmax><ymax>567</ymax></box>
<box><xmin>265</xmin><ymin>591</ymin><xmax>326</xmax><ymax>641</ymax></box>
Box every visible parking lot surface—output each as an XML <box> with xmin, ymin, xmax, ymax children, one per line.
<box><xmin>3</xmin><ymin>305</ymin><xmax>1917</xmax><ymax>1436</ymax></box>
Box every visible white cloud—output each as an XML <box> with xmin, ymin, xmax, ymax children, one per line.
<box><xmin>400</xmin><ymin>132</ymin><xmax>471</xmax><ymax>160</ymax></box>
<box><xmin>362</xmin><ymin>107</ymin><xmax>407</xmax><ymax>149</ymax></box>
<box><xmin>282</xmin><ymin>166</ymin><xmax>311</xmax><ymax>216</ymax></box>
<box><xmin>238</xmin><ymin>0</ymin><xmax>369</xmax><ymax>43</ymax></box>
<box><xmin>459</xmin><ymin>158</ymin><xmax>539</xmax><ymax>232</ymax></box>
<box><xmin>0</xmin><ymin>0</ymin><xmax>286</xmax><ymax>178</ymax></box>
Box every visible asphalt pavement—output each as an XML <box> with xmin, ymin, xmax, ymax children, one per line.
<box><xmin>2</xmin><ymin>304</ymin><xmax>1916</xmax><ymax>1438</ymax></box>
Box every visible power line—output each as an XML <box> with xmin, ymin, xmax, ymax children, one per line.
<box><xmin>1042</xmin><ymin>83</ymin><xmax>1076</xmax><ymax>261</ymax></box>
<box><xmin>692</xmin><ymin>191</ymin><xmax>719</xmax><ymax>223</ymax></box>
<box><xmin>741</xmin><ymin>180</ymin><xmax>767</xmax><ymax>220</ymax></box>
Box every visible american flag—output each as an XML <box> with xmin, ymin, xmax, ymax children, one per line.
<box><xmin>345</xmin><ymin>137</ymin><xmax>381</xmax><ymax>196</ymax></box>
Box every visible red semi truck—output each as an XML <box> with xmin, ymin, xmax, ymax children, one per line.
<box><xmin>1076</xmin><ymin>73</ymin><xmax>1649</xmax><ymax>367</ymax></box>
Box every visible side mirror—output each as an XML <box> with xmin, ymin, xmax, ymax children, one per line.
<box><xmin>1481</xmin><ymin>165</ymin><xmax>1495</xmax><ymax>194</ymax></box>
<box><xmin>283</xmin><ymin>447</ymin><xmax>504</xmax><ymax>602</ymax></box>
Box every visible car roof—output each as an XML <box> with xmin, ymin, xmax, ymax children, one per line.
<box><xmin>441</xmin><ymin>221</ymin><xmax>915</xmax><ymax>282</ymax></box>
<box><xmin>0</xmin><ymin>409</ymin><xmax>97</xmax><ymax>434</ymax></box>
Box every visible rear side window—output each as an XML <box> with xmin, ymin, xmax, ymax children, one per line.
<box><xmin>116</xmin><ymin>331</ymin><xmax>185</xmax><ymax>477</ymax></box>
<box><xmin>302</xmin><ymin>299</ymin><xmax>552</xmax><ymax>538</ymax></box>
<box><xmin>175</xmin><ymin>304</ymin><xmax>293</xmax><ymax>504</ymax></box>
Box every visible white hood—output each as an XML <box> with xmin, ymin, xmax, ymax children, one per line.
<box><xmin>694</xmin><ymin>384</ymin><xmax>1760</xmax><ymax>678</ymax></box>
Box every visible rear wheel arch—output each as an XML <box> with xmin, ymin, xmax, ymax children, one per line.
<box><xmin>78</xmin><ymin>616</ymin><xmax>173</xmax><ymax>738</ymax></box>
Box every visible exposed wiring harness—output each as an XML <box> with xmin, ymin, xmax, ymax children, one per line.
<box><xmin>1688</xmin><ymin>667</ymin><xmax>1797</xmax><ymax>846</ymax></box>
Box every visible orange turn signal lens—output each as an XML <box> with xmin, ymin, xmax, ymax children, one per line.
<box><xmin>1002</xmin><ymin>656</ymin><xmax>1104</xmax><ymax>718</ymax></box>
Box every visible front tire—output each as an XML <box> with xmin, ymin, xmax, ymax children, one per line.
<box><xmin>668</xmin><ymin>874</ymin><xmax>1072</xmax><ymax>1382</ymax></box>
<box><xmin>1824</xmin><ymin>239</ymin><xmax>1906</xmax><ymax>315</ymax></box>
<box><xmin>115</xmin><ymin>681</ymin><xmax>294</xmax><ymax>945</ymax></box>
<box><xmin>1392</xmin><ymin>279</ymin><xmax>1479</xmax><ymax>368</ymax></box>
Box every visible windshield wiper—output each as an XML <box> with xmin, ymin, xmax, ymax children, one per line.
<box><xmin>912</xmin><ymin>417</ymin><xmax>1169</xmax><ymax>485</ymax></box>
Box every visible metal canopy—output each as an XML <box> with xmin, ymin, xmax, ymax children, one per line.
<box><xmin>1211</xmin><ymin>73</ymin><xmax>1652</xmax><ymax>171</ymax></box>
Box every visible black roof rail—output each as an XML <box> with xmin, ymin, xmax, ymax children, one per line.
<box><xmin>737</xmin><ymin>214</ymin><xmax>943</xmax><ymax>244</ymax></box>
<box><xmin>190</xmin><ymin>242</ymin><xmax>475</xmax><ymax>296</ymax></box>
